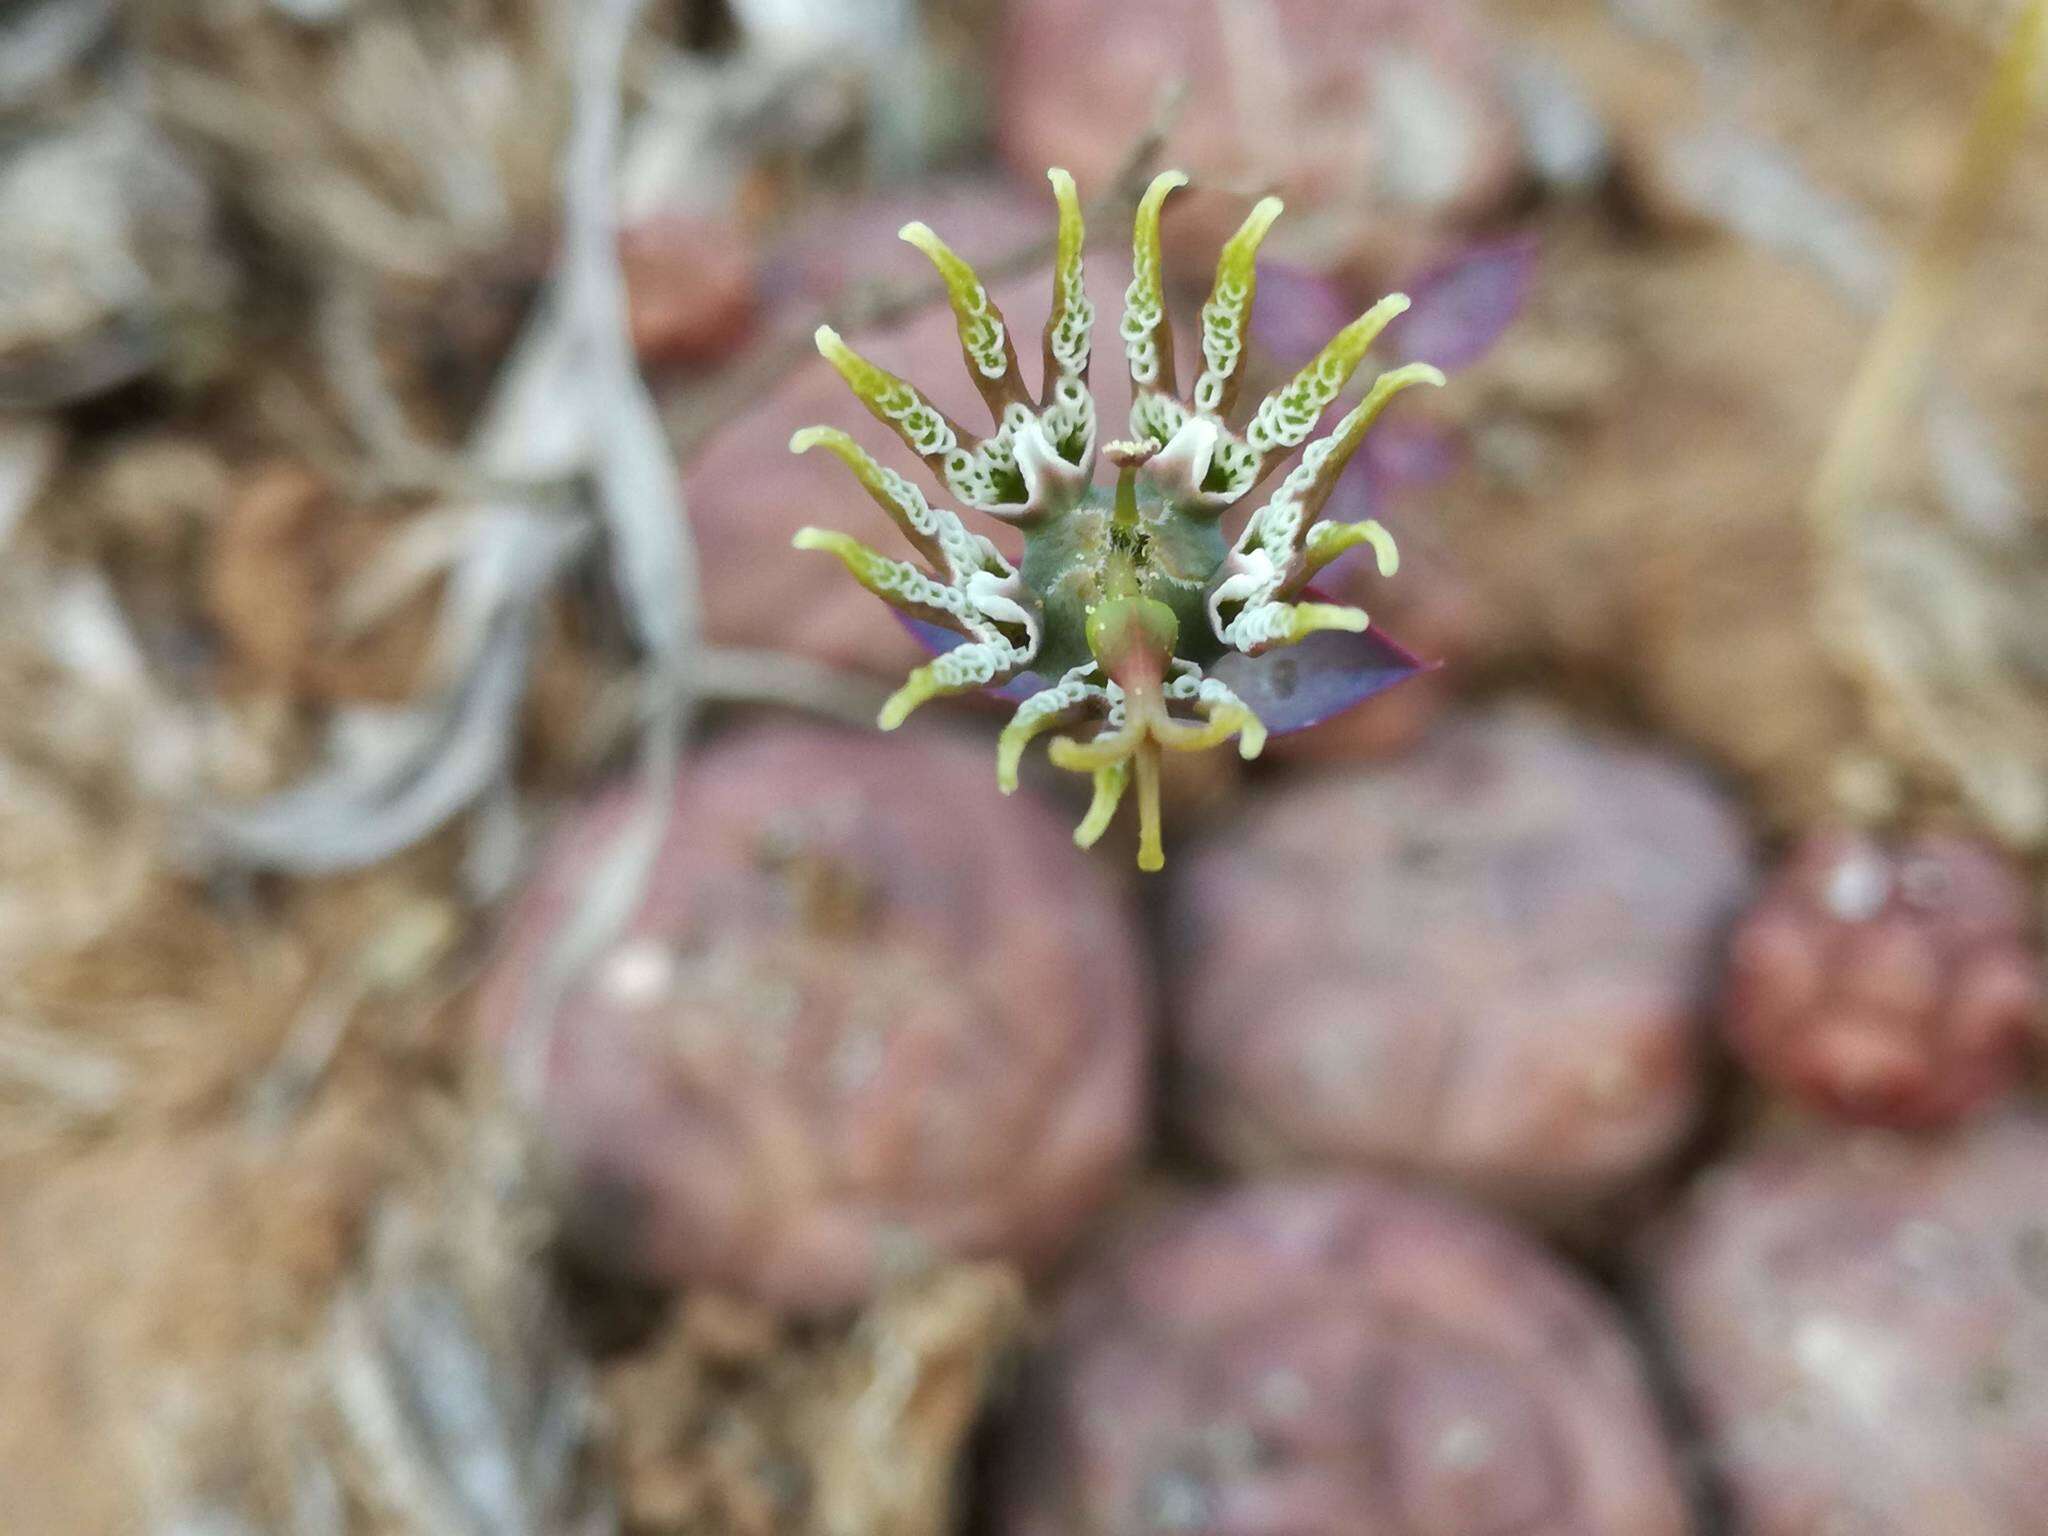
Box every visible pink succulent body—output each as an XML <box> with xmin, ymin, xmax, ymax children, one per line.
<box><xmin>1647</xmin><ymin>1117</ymin><xmax>2048</xmax><ymax>1536</ymax></box>
<box><xmin>994</xmin><ymin>1180</ymin><xmax>1691</xmax><ymax>1536</ymax></box>
<box><xmin>1168</xmin><ymin>707</ymin><xmax>1752</xmax><ymax>1222</ymax></box>
<box><xmin>477</xmin><ymin>724</ymin><xmax>1148</xmax><ymax>1315</ymax></box>
<box><xmin>1726</xmin><ymin>829</ymin><xmax>2040</xmax><ymax>1128</ymax></box>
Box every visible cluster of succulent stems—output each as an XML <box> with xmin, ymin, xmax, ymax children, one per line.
<box><xmin>792</xmin><ymin>166</ymin><xmax>1441</xmax><ymax>869</ymax></box>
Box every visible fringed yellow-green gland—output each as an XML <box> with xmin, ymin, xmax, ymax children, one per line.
<box><xmin>792</xmin><ymin>168</ymin><xmax>1443</xmax><ymax>870</ymax></box>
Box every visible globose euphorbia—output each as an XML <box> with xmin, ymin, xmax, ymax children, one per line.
<box><xmin>792</xmin><ymin>168</ymin><xmax>1440</xmax><ymax>869</ymax></box>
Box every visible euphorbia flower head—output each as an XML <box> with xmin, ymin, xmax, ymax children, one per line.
<box><xmin>793</xmin><ymin>168</ymin><xmax>1443</xmax><ymax>870</ymax></box>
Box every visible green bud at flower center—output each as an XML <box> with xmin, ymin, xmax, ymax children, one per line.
<box><xmin>1085</xmin><ymin>594</ymin><xmax>1180</xmax><ymax>683</ymax></box>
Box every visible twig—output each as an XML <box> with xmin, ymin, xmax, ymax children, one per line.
<box><xmin>201</xmin><ymin>506</ymin><xmax>588</xmax><ymax>873</ymax></box>
<box><xmin>561</xmin><ymin>0</ymin><xmax>699</xmax><ymax>685</ymax></box>
<box><xmin>505</xmin><ymin>0</ymin><xmax>692</xmax><ymax>1108</ymax></box>
<box><xmin>206</xmin><ymin>0</ymin><xmax>699</xmax><ymax>899</ymax></box>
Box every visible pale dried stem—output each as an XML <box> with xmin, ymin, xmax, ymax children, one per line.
<box><xmin>1805</xmin><ymin>0</ymin><xmax>2048</xmax><ymax>818</ymax></box>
